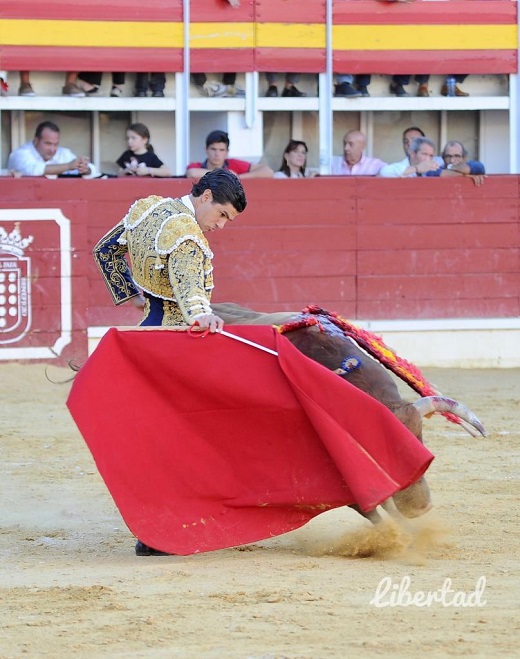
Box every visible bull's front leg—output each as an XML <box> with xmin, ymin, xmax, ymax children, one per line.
<box><xmin>349</xmin><ymin>504</ymin><xmax>384</xmax><ymax>525</ymax></box>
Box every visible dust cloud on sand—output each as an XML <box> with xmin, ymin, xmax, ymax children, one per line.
<box><xmin>1</xmin><ymin>363</ymin><xmax>519</xmax><ymax>658</ymax></box>
<box><xmin>297</xmin><ymin>514</ymin><xmax>452</xmax><ymax>562</ymax></box>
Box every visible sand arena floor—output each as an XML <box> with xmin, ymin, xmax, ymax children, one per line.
<box><xmin>0</xmin><ymin>364</ymin><xmax>519</xmax><ymax>658</ymax></box>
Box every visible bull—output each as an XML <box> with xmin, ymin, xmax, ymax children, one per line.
<box><xmin>212</xmin><ymin>302</ymin><xmax>486</xmax><ymax>525</ymax></box>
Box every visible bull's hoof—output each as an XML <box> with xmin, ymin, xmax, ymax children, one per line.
<box><xmin>394</xmin><ymin>500</ymin><xmax>433</xmax><ymax>518</ymax></box>
<box><xmin>392</xmin><ymin>478</ymin><xmax>432</xmax><ymax>518</ymax></box>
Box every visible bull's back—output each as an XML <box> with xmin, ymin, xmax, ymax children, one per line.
<box><xmin>213</xmin><ymin>302</ymin><xmax>296</xmax><ymax>327</ymax></box>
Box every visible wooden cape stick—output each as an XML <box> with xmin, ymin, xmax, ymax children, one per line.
<box><xmin>116</xmin><ymin>326</ymin><xmax>279</xmax><ymax>356</ymax></box>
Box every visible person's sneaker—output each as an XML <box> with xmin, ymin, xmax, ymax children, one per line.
<box><xmin>334</xmin><ymin>82</ymin><xmax>362</xmax><ymax>98</ymax></box>
<box><xmin>85</xmin><ymin>85</ymin><xmax>100</xmax><ymax>96</ymax></box>
<box><xmin>281</xmin><ymin>85</ymin><xmax>306</xmax><ymax>97</ymax></box>
<box><xmin>357</xmin><ymin>86</ymin><xmax>370</xmax><ymax>97</ymax></box>
<box><xmin>151</xmin><ymin>90</ymin><xmax>165</xmax><ymax>97</ymax></box>
<box><xmin>0</xmin><ymin>77</ymin><xmax>8</xmax><ymax>96</ymax></box>
<box><xmin>390</xmin><ymin>82</ymin><xmax>410</xmax><ymax>97</ymax></box>
<box><xmin>134</xmin><ymin>90</ymin><xmax>147</xmax><ymax>97</ymax></box>
<box><xmin>203</xmin><ymin>81</ymin><xmax>229</xmax><ymax>97</ymax></box>
<box><xmin>266</xmin><ymin>85</ymin><xmax>278</xmax><ymax>97</ymax></box>
<box><xmin>110</xmin><ymin>86</ymin><xmax>123</xmax><ymax>97</ymax></box>
<box><xmin>417</xmin><ymin>84</ymin><xmax>429</xmax><ymax>97</ymax></box>
<box><xmin>19</xmin><ymin>82</ymin><xmax>36</xmax><ymax>97</ymax></box>
<box><xmin>62</xmin><ymin>83</ymin><xmax>86</xmax><ymax>97</ymax></box>
<box><xmin>135</xmin><ymin>540</ymin><xmax>172</xmax><ymax>556</ymax></box>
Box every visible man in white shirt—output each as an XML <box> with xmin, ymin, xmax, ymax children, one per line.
<box><xmin>331</xmin><ymin>130</ymin><xmax>387</xmax><ymax>176</ymax></box>
<box><xmin>379</xmin><ymin>126</ymin><xmax>443</xmax><ymax>177</ymax></box>
<box><xmin>380</xmin><ymin>137</ymin><xmax>441</xmax><ymax>178</ymax></box>
<box><xmin>7</xmin><ymin>121</ymin><xmax>99</xmax><ymax>177</ymax></box>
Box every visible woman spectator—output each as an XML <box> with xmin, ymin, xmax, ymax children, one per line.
<box><xmin>116</xmin><ymin>123</ymin><xmax>171</xmax><ymax>177</ymax></box>
<box><xmin>273</xmin><ymin>140</ymin><xmax>311</xmax><ymax>178</ymax></box>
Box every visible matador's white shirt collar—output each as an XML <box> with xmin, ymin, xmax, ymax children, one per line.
<box><xmin>181</xmin><ymin>195</ymin><xmax>195</xmax><ymax>214</ymax></box>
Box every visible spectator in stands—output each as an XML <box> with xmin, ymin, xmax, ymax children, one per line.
<box><xmin>265</xmin><ymin>73</ymin><xmax>306</xmax><ymax>97</ymax></box>
<box><xmin>390</xmin><ymin>75</ymin><xmax>430</xmax><ymax>98</ymax></box>
<box><xmin>331</xmin><ymin>130</ymin><xmax>387</xmax><ymax>175</ymax></box>
<box><xmin>17</xmin><ymin>71</ymin><xmax>85</xmax><ymax>97</ymax></box>
<box><xmin>441</xmin><ymin>75</ymin><xmax>470</xmax><ymax>97</ymax></box>
<box><xmin>379</xmin><ymin>126</ymin><xmax>438</xmax><ymax>176</ymax></box>
<box><xmin>77</xmin><ymin>72</ymin><xmax>125</xmax><ymax>97</ymax></box>
<box><xmin>373</xmin><ymin>0</ymin><xmax>430</xmax><ymax>97</ymax></box>
<box><xmin>334</xmin><ymin>75</ymin><xmax>362</xmax><ymax>98</ymax></box>
<box><xmin>134</xmin><ymin>73</ymin><xmax>166</xmax><ymax>98</ymax></box>
<box><xmin>0</xmin><ymin>71</ymin><xmax>8</xmax><ymax>96</ymax></box>
<box><xmin>192</xmin><ymin>73</ymin><xmax>244</xmax><ymax>97</ymax></box>
<box><xmin>116</xmin><ymin>123</ymin><xmax>172</xmax><ymax>177</ymax></box>
<box><xmin>390</xmin><ymin>74</ymin><xmax>471</xmax><ymax>98</ymax></box>
<box><xmin>186</xmin><ymin>130</ymin><xmax>273</xmax><ymax>180</ymax></box>
<box><xmin>7</xmin><ymin>120</ymin><xmax>99</xmax><ymax>177</ymax></box>
<box><xmin>190</xmin><ymin>0</ymin><xmax>244</xmax><ymax>97</ymax></box>
<box><xmin>401</xmin><ymin>126</ymin><xmax>425</xmax><ymax>156</ymax></box>
<box><xmin>424</xmin><ymin>140</ymin><xmax>485</xmax><ymax>186</ymax></box>
<box><xmin>379</xmin><ymin>136</ymin><xmax>440</xmax><ymax>177</ymax></box>
<box><xmin>334</xmin><ymin>74</ymin><xmax>428</xmax><ymax>98</ymax></box>
<box><xmin>354</xmin><ymin>75</ymin><xmax>372</xmax><ymax>97</ymax></box>
<box><xmin>273</xmin><ymin>140</ymin><xmax>314</xmax><ymax>178</ymax></box>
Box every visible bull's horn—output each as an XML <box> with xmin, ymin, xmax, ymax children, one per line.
<box><xmin>413</xmin><ymin>396</ymin><xmax>487</xmax><ymax>437</ymax></box>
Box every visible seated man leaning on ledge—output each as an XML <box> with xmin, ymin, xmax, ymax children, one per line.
<box><xmin>7</xmin><ymin>121</ymin><xmax>100</xmax><ymax>178</ymax></box>
<box><xmin>423</xmin><ymin>140</ymin><xmax>486</xmax><ymax>187</ymax></box>
<box><xmin>186</xmin><ymin>130</ymin><xmax>273</xmax><ymax>180</ymax></box>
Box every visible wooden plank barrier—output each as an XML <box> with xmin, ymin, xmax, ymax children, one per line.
<box><xmin>0</xmin><ymin>176</ymin><xmax>518</xmax><ymax>363</ymax></box>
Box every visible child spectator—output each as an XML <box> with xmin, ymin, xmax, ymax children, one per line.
<box><xmin>116</xmin><ymin>123</ymin><xmax>172</xmax><ymax>177</ymax></box>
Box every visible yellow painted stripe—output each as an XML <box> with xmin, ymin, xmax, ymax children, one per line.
<box><xmin>0</xmin><ymin>19</ymin><xmax>184</xmax><ymax>48</ymax></box>
<box><xmin>0</xmin><ymin>19</ymin><xmax>515</xmax><ymax>51</ymax></box>
<box><xmin>190</xmin><ymin>22</ymin><xmax>254</xmax><ymax>48</ymax></box>
<box><xmin>255</xmin><ymin>23</ymin><xmax>326</xmax><ymax>49</ymax></box>
<box><xmin>0</xmin><ymin>19</ymin><xmax>253</xmax><ymax>49</ymax></box>
<box><xmin>333</xmin><ymin>24</ymin><xmax>517</xmax><ymax>50</ymax></box>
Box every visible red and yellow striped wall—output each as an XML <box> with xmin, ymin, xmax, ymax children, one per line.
<box><xmin>0</xmin><ymin>0</ymin><xmax>517</xmax><ymax>74</ymax></box>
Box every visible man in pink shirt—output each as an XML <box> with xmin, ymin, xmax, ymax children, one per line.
<box><xmin>331</xmin><ymin>130</ymin><xmax>387</xmax><ymax>176</ymax></box>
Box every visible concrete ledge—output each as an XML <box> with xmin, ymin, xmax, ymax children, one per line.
<box><xmin>88</xmin><ymin>318</ymin><xmax>520</xmax><ymax>368</ymax></box>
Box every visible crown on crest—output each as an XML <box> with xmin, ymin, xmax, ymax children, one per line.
<box><xmin>0</xmin><ymin>223</ymin><xmax>34</xmax><ymax>256</ymax></box>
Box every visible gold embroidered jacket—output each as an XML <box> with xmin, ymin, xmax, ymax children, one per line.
<box><xmin>93</xmin><ymin>195</ymin><xmax>214</xmax><ymax>324</ymax></box>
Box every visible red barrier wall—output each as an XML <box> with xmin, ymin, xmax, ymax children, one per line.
<box><xmin>0</xmin><ymin>176</ymin><xmax>518</xmax><ymax>363</ymax></box>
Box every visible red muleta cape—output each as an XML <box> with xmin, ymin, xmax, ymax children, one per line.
<box><xmin>67</xmin><ymin>326</ymin><xmax>434</xmax><ymax>555</ymax></box>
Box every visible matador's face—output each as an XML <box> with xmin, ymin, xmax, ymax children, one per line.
<box><xmin>195</xmin><ymin>189</ymin><xmax>240</xmax><ymax>232</ymax></box>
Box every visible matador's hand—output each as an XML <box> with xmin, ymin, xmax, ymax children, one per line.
<box><xmin>193</xmin><ymin>314</ymin><xmax>224</xmax><ymax>333</ymax></box>
<box><xmin>132</xmin><ymin>294</ymin><xmax>145</xmax><ymax>309</ymax></box>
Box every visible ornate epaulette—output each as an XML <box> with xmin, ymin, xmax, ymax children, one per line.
<box><xmin>156</xmin><ymin>215</ymin><xmax>213</xmax><ymax>260</ymax></box>
<box><xmin>123</xmin><ymin>195</ymin><xmax>172</xmax><ymax>230</ymax></box>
